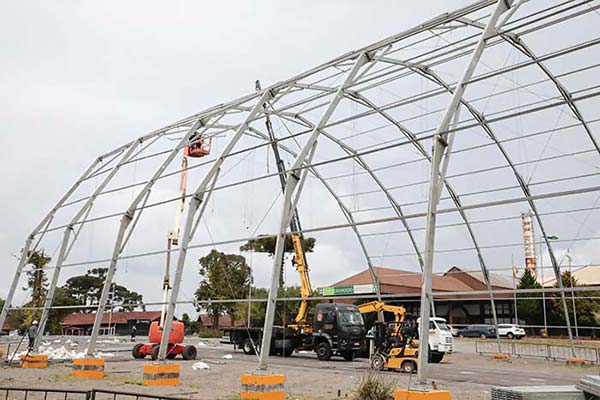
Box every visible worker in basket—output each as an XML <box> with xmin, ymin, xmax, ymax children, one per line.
<box><xmin>185</xmin><ymin>132</ymin><xmax>211</xmax><ymax>158</ymax></box>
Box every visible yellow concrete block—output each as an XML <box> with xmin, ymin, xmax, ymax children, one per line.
<box><xmin>241</xmin><ymin>374</ymin><xmax>285</xmax><ymax>400</ymax></box>
<box><xmin>241</xmin><ymin>374</ymin><xmax>285</xmax><ymax>385</ymax></box>
<box><xmin>395</xmin><ymin>389</ymin><xmax>451</xmax><ymax>400</ymax></box>
<box><xmin>143</xmin><ymin>363</ymin><xmax>180</xmax><ymax>386</ymax></box>
<box><xmin>20</xmin><ymin>354</ymin><xmax>48</xmax><ymax>368</ymax></box>
<box><xmin>72</xmin><ymin>358</ymin><xmax>105</xmax><ymax>379</ymax></box>
<box><xmin>492</xmin><ymin>353</ymin><xmax>510</xmax><ymax>360</ymax></box>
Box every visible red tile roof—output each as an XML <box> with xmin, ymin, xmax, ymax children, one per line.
<box><xmin>333</xmin><ymin>267</ymin><xmax>473</xmax><ymax>292</ymax></box>
<box><xmin>198</xmin><ymin>314</ymin><xmax>245</xmax><ymax>328</ymax></box>
<box><xmin>60</xmin><ymin>311</ymin><xmax>161</xmax><ymax>326</ymax></box>
<box><xmin>2</xmin><ymin>320</ymin><xmax>16</xmax><ymax>331</ymax></box>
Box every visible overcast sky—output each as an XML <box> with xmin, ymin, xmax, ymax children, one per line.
<box><xmin>2</xmin><ymin>0</ymin><xmax>598</xmax><ymax>319</ymax></box>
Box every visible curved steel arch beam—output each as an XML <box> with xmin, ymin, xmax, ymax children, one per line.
<box><xmin>410</xmin><ymin>62</ymin><xmax>576</xmax><ymax>353</ymax></box>
<box><xmin>248</xmin><ymin>126</ymin><xmax>383</xmax><ymax>299</ymax></box>
<box><xmin>458</xmin><ymin>17</ymin><xmax>600</xmax><ymax>155</ymax></box>
<box><xmin>313</xmin><ymin>125</ymin><xmax>425</xmax><ymax>270</ymax></box>
<box><xmin>34</xmin><ymin>139</ymin><xmax>143</xmax><ymax>348</ymax></box>
<box><xmin>279</xmin><ymin>112</ymin><xmax>425</xmax><ymax>269</ymax></box>
<box><xmin>0</xmin><ymin>156</ymin><xmax>105</xmax><ymax>337</ymax></box>
<box><xmin>346</xmin><ymin>92</ymin><xmax>491</xmax><ymax>284</ymax></box>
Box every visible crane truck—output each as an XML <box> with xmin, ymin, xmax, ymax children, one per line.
<box><xmin>220</xmin><ymin>81</ymin><xmax>366</xmax><ymax>361</ymax></box>
<box><xmin>132</xmin><ymin>133</ymin><xmax>210</xmax><ymax>360</ymax></box>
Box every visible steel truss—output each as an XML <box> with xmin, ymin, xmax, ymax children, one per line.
<box><xmin>2</xmin><ymin>0</ymin><xmax>599</xmax><ymax>385</ymax></box>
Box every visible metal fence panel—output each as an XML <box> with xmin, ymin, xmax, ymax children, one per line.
<box><xmin>475</xmin><ymin>340</ymin><xmax>599</xmax><ymax>363</ymax></box>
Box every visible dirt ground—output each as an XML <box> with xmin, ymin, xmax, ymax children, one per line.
<box><xmin>1</xmin><ymin>337</ymin><xmax>598</xmax><ymax>400</ymax></box>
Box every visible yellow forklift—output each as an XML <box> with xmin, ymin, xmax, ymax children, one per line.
<box><xmin>358</xmin><ymin>301</ymin><xmax>419</xmax><ymax>373</ymax></box>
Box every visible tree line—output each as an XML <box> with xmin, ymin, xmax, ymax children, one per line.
<box><xmin>2</xmin><ymin>250</ymin><xmax>144</xmax><ymax>334</ymax></box>
<box><xmin>517</xmin><ymin>268</ymin><xmax>600</xmax><ymax>336</ymax></box>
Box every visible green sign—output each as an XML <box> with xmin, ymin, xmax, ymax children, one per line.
<box><xmin>318</xmin><ymin>284</ymin><xmax>376</xmax><ymax>296</ymax></box>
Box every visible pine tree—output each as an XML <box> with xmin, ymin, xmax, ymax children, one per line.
<box><xmin>517</xmin><ymin>269</ymin><xmax>544</xmax><ymax>326</ymax></box>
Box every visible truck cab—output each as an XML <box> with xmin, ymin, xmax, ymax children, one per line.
<box><xmin>310</xmin><ymin>303</ymin><xmax>366</xmax><ymax>361</ymax></box>
<box><xmin>417</xmin><ymin>316</ymin><xmax>454</xmax><ymax>362</ymax></box>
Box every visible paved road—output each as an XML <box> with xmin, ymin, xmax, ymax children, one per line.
<box><xmin>191</xmin><ymin>338</ymin><xmax>588</xmax><ymax>387</ymax></box>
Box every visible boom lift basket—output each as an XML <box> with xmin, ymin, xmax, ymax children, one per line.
<box><xmin>185</xmin><ymin>133</ymin><xmax>211</xmax><ymax>158</ymax></box>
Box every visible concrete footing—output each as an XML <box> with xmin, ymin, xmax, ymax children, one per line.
<box><xmin>565</xmin><ymin>357</ymin><xmax>585</xmax><ymax>366</ymax></box>
<box><xmin>20</xmin><ymin>354</ymin><xmax>48</xmax><ymax>368</ymax></box>
<box><xmin>395</xmin><ymin>389</ymin><xmax>451</xmax><ymax>400</ymax></box>
<box><xmin>143</xmin><ymin>363</ymin><xmax>180</xmax><ymax>386</ymax></box>
<box><xmin>72</xmin><ymin>358</ymin><xmax>105</xmax><ymax>379</ymax></box>
<box><xmin>241</xmin><ymin>374</ymin><xmax>285</xmax><ymax>400</ymax></box>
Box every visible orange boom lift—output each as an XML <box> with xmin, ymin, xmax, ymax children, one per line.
<box><xmin>132</xmin><ymin>132</ymin><xmax>211</xmax><ymax>360</ymax></box>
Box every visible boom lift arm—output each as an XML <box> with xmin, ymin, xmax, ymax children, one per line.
<box><xmin>161</xmin><ymin>133</ymin><xmax>211</xmax><ymax>327</ymax></box>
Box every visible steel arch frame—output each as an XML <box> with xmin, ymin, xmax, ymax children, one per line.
<box><xmin>2</xmin><ymin>0</ymin><xmax>596</xmax><ymax>378</ymax></box>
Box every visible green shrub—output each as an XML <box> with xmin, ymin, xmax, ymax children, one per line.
<box><xmin>352</xmin><ymin>373</ymin><xmax>397</xmax><ymax>400</ymax></box>
<box><xmin>197</xmin><ymin>328</ymin><xmax>223</xmax><ymax>338</ymax></box>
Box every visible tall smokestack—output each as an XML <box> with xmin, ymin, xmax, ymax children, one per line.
<box><xmin>521</xmin><ymin>211</ymin><xmax>537</xmax><ymax>276</ymax></box>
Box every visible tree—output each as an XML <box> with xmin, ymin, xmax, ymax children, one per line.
<box><xmin>47</xmin><ymin>287</ymin><xmax>79</xmax><ymax>334</ymax></box>
<box><xmin>516</xmin><ymin>269</ymin><xmax>544</xmax><ymax>327</ymax></box>
<box><xmin>63</xmin><ymin>268</ymin><xmax>144</xmax><ymax>312</ymax></box>
<box><xmin>13</xmin><ymin>250</ymin><xmax>52</xmax><ymax>329</ymax></box>
<box><xmin>240</xmin><ymin>234</ymin><xmax>316</xmax><ymax>286</ymax></box>
<box><xmin>232</xmin><ymin>285</ymin><xmax>318</xmax><ymax>327</ymax></box>
<box><xmin>550</xmin><ymin>271</ymin><xmax>600</xmax><ymax>332</ymax></box>
<box><xmin>23</xmin><ymin>250</ymin><xmax>51</xmax><ymax>309</ymax></box>
<box><xmin>240</xmin><ymin>235</ymin><xmax>315</xmax><ymax>255</ymax></box>
<box><xmin>195</xmin><ymin>250</ymin><xmax>253</xmax><ymax>328</ymax></box>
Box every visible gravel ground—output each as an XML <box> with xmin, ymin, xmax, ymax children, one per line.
<box><xmin>1</xmin><ymin>336</ymin><xmax>598</xmax><ymax>400</ymax></box>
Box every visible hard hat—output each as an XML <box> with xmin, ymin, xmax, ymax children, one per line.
<box><xmin>32</xmin><ymin>320</ymin><xmax>38</xmax><ymax>325</ymax></box>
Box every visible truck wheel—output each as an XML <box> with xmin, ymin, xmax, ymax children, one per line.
<box><xmin>242</xmin><ymin>338</ymin><xmax>257</xmax><ymax>355</ymax></box>
<box><xmin>282</xmin><ymin>347</ymin><xmax>294</xmax><ymax>357</ymax></box>
<box><xmin>401</xmin><ymin>361</ymin><xmax>416</xmax><ymax>374</ymax></box>
<box><xmin>150</xmin><ymin>345</ymin><xmax>160</xmax><ymax>361</ymax></box>
<box><xmin>370</xmin><ymin>353</ymin><xmax>386</xmax><ymax>371</ymax></box>
<box><xmin>315</xmin><ymin>342</ymin><xmax>332</xmax><ymax>361</ymax></box>
<box><xmin>429</xmin><ymin>351</ymin><xmax>444</xmax><ymax>363</ymax></box>
<box><xmin>342</xmin><ymin>351</ymin><xmax>355</xmax><ymax>361</ymax></box>
<box><xmin>132</xmin><ymin>343</ymin><xmax>145</xmax><ymax>359</ymax></box>
<box><xmin>182</xmin><ymin>345</ymin><xmax>197</xmax><ymax>360</ymax></box>
<box><xmin>507</xmin><ymin>332</ymin><xmax>514</xmax><ymax>339</ymax></box>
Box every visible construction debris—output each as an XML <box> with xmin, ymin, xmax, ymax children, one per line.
<box><xmin>191</xmin><ymin>361</ymin><xmax>210</xmax><ymax>370</ymax></box>
<box><xmin>9</xmin><ymin>345</ymin><xmax>115</xmax><ymax>361</ymax></box>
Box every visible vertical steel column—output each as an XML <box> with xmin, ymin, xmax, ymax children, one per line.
<box><xmin>416</xmin><ymin>0</ymin><xmax>512</xmax><ymax>384</ymax></box>
<box><xmin>34</xmin><ymin>140</ymin><xmax>142</xmax><ymax>348</ymax></box>
<box><xmin>0</xmin><ymin>157</ymin><xmax>102</xmax><ymax>337</ymax></box>
<box><xmin>257</xmin><ymin>52</ymin><xmax>369</xmax><ymax>370</ymax></box>
<box><xmin>157</xmin><ymin>90</ymin><xmax>277</xmax><ymax>360</ymax></box>
<box><xmin>87</xmin><ymin>120</ymin><xmax>205</xmax><ymax>355</ymax></box>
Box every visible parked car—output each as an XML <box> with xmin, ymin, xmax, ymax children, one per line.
<box><xmin>446</xmin><ymin>324</ymin><xmax>459</xmax><ymax>337</ymax></box>
<box><xmin>497</xmin><ymin>324</ymin><xmax>526</xmax><ymax>339</ymax></box>
<box><xmin>456</xmin><ymin>325</ymin><xmax>496</xmax><ymax>338</ymax></box>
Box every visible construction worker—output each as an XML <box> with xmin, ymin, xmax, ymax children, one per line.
<box><xmin>130</xmin><ymin>325</ymin><xmax>137</xmax><ymax>342</ymax></box>
<box><xmin>28</xmin><ymin>320</ymin><xmax>38</xmax><ymax>351</ymax></box>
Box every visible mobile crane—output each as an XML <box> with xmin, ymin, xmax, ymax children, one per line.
<box><xmin>220</xmin><ymin>81</ymin><xmax>365</xmax><ymax>361</ymax></box>
<box><xmin>132</xmin><ymin>132</ymin><xmax>211</xmax><ymax>360</ymax></box>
